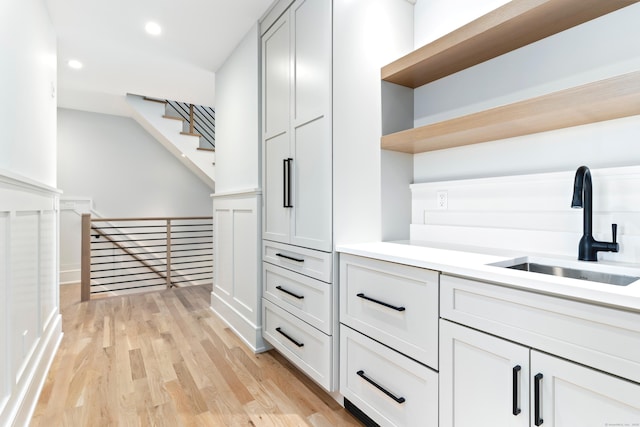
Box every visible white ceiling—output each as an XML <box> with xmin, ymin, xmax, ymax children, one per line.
<box><xmin>45</xmin><ymin>0</ymin><xmax>274</xmax><ymax>116</ymax></box>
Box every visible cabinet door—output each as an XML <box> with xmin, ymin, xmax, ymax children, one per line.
<box><xmin>440</xmin><ymin>321</ymin><xmax>530</xmax><ymax>427</ymax></box>
<box><xmin>289</xmin><ymin>0</ymin><xmax>332</xmax><ymax>252</ymax></box>
<box><xmin>531</xmin><ymin>350</ymin><xmax>640</xmax><ymax>427</ymax></box>
<box><xmin>262</xmin><ymin>14</ymin><xmax>291</xmax><ymax>245</ymax></box>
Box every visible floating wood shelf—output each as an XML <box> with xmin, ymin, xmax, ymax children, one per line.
<box><xmin>382</xmin><ymin>0</ymin><xmax>638</xmax><ymax>88</ymax></box>
<box><xmin>381</xmin><ymin>71</ymin><xmax>640</xmax><ymax>154</ymax></box>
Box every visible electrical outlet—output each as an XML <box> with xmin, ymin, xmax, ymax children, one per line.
<box><xmin>437</xmin><ymin>191</ymin><xmax>448</xmax><ymax>210</ymax></box>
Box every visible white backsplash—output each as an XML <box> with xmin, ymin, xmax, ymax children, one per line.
<box><xmin>410</xmin><ymin>165</ymin><xmax>640</xmax><ymax>264</ymax></box>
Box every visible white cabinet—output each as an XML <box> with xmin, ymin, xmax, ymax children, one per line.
<box><xmin>260</xmin><ymin>0</ymin><xmax>335</xmax><ymax>392</ymax></box>
<box><xmin>341</xmin><ymin>325</ymin><xmax>438</xmax><ymax>427</ymax></box>
<box><xmin>262</xmin><ymin>0</ymin><xmax>332</xmax><ymax>253</ymax></box>
<box><xmin>340</xmin><ymin>253</ymin><xmax>439</xmax><ymax>368</ymax></box>
<box><xmin>440</xmin><ymin>318</ymin><xmax>640</xmax><ymax>427</ymax></box>
<box><xmin>440</xmin><ymin>320</ymin><xmax>530</xmax><ymax>427</ymax></box>
<box><xmin>340</xmin><ymin>254</ymin><xmax>440</xmax><ymax>426</ymax></box>
<box><xmin>531</xmin><ymin>350</ymin><xmax>640</xmax><ymax>427</ymax></box>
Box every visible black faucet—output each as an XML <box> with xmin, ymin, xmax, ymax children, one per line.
<box><xmin>571</xmin><ymin>166</ymin><xmax>619</xmax><ymax>261</ymax></box>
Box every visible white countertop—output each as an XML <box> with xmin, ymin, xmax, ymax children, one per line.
<box><xmin>337</xmin><ymin>241</ymin><xmax>640</xmax><ymax>312</ymax></box>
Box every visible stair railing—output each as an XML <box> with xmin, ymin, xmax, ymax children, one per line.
<box><xmin>80</xmin><ymin>214</ymin><xmax>213</xmax><ymax>301</ymax></box>
<box><xmin>166</xmin><ymin>100</ymin><xmax>215</xmax><ymax>150</ymax></box>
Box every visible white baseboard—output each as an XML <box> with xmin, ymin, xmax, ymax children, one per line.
<box><xmin>210</xmin><ymin>291</ymin><xmax>269</xmax><ymax>353</ymax></box>
<box><xmin>0</xmin><ymin>314</ymin><xmax>62</xmax><ymax>427</ymax></box>
<box><xmin>59</xmin><ymin>268</ymin><xmax>80</xmax><ymax>284</ymax></box>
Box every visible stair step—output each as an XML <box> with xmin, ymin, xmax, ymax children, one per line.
<box><xmin>163</xmin><ymin>115</ymin><xmax>184</xmax><ymax>121</ymax></box>
<box><xmin>197</xmin><ymin>147</ymin><xmax>215</xmax><ymax>152</ymax></box>
<box><xmin>143</xmin><ymin>96</ymin><xmax>167</xmax><ymax>104</ymax></box>
<box><xmin>180</xmin><ymin>131</ymin><xmax>202</xmax><ymax>137</ymax></box>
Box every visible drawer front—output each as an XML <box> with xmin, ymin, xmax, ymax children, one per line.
<box><xmin>263</xmin><ymin>263</ymin><xmax>332</xmax><ymax>334</ymax></box>
<box><xmin>441</xmin><ymin>274</ymin><xmax>640</xmax><ymax>384</ymax></box>
<box><xmin>263</xmin><ymin>240</ymin><xmax>332</xmax><ymax>283</ymax></box>
<box><xmin>262</xmin><ymin>299</ymin><xmax>333</xmax><ymax>391</ymax></box>
<box><xmin>340</xmin><ymin>325</ymin><xmax>438</xmax><ymax>427</ymax></box>
<box><xmin>340</xmin><ymin>254</ymin><xmax>439</xmax><ymax>368</ymax></box>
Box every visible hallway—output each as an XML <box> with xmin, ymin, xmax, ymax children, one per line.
<box><xmin>30</xmin><ymin>284</ymin><xmax>359</xmax><ymax>426</ymax></box>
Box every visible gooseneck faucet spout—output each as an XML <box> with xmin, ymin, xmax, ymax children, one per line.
<box><xmin>571</xmin><ymin>166</ymin><xmax>619</xmax><ymax>261</ymax></box>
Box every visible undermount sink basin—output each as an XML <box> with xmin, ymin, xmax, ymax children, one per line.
<box><xmin>490</xmin><ymin>257</ymin><xmax>640</xmax><ymax>286</ymax></box>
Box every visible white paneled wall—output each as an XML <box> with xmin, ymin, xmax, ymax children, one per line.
<box><xmin>411</xmin><ymin>165</ymin><xmax>640</xmax><ymax>263</ymax></box>
<box><xmin>0</xmin><ymin>172</ymin><xmax>62</xmax><ymax>426</ymax></box>
<box><xmin>211</xmin><ymin>190</ymin><xmax>266</xmax><ymax>352</ymax></box>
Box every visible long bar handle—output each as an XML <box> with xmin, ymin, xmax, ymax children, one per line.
<box><xmin>283</xmin><ymin>158</ymin><xmax>293</xmax><ymax>208</ymax></box>
<box><xmin>534</xmin><ymin>373</ymin><xmax>544</xmax><ymax>426</ymax></box>
<box><xmin>282</xmin><ymin>159</ymin><xmax>289</xmax><ymax>208</ymax></box>
<box><xmin>512</xmin><ymin>365</ymin><xmax>521</xmax><ymax>416</ymax></box>
<box><xmin>275</xmin><ymin>327</ymin><xmax>304</xmax><ymax>347</ymax></box>
<box><xmin>276</xmin><ymin>285</ymin><xmax>304</xmax><ymax>299</ymax></box>
<box><xmin>357</xmin><ymin>370</ymin><xmax>406</xmax><ymax>404</ymax></box>
<box><xmin>356</xmin><ymin>293</ymin><xmax>406</xmax><ymax>312</ymax></box>
<box><xmin>276</xmin><ymin>253</ymin><xmax>304</xmax><ymax>263</ymax></box>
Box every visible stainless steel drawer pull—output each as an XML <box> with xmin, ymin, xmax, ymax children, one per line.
<box><xmin>276</xmin><ymin>253</ymin><xmax>304</xmax><ymax>263</ymax></box>
<box><xmin>276</xmin><ymin>285</ymin><xmax>304</xmax><ymax>299</ymax></box>
<box><xmin>356</xmin><ymin>293</ymin><xmax>406</xmax><ymax>312</ymax></box>
<box><xmin>357</xmin><ymin>370</ymin><xmax>406</xmax><ymax>404</ymax></box>
<box><xmin>275</xmin><ymin>327</ymin><xmax>304</xmax><ymax>347</ymax></box>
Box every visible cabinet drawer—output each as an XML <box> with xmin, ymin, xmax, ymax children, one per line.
<box><xmin>263</xmin><ymin>263</ymin><xmax>332</xmax><ymax>335</ymax></box>
<box><xmin>340</xmin><ymin>254</ymin><xmax>439</xmax><ymax>368</ymax></box>
<box><xmin>262</xmin><ymin>299</ymin><xmax>333</xmax><ymax>391</ymax></box>
<box><xmin>263</xmin><ymin>240</ymin><xmax>332</xmax><ymax>283</ymax></box>
<box><xmin>441</xmin><ymin>274</ymin><xmax>640</xmax><ymax>384</ymax></box>
<box><xmin>340</xmin><ymin>325</ymin><xmax>438</xmax><ymax>427</ymax></box>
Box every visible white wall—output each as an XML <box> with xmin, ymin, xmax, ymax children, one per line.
<box><xmin>0</xmin><ymin>0</ymin><xmax>57</xmax><ymax>187</ymax></box>
<box><xmin>214</xmin><ymin>24</ymin><xmax>260</xmax><ymax>193</ymax></box>
<box><xmin>414</xmin><ymin>0</ymin><xmax>509</xmax><ymax>48</ymax></box>
<box><xmin>0</xmin><ymin>1</ymin><xmax>61</xmax><ymax>425</ymax></box>
<box><xmin>333</xmin><ymin>0</ymin><xmax>414</xmax><ymax>245</ymax></box>
<box><xmin>412</xmin><ymin>2</ymin><xmax>640</xmax><ymax>183</ymax></box>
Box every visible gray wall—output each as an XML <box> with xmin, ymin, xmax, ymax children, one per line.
<box><xmin>57</xmin><ymin>108</ymin><xmax>213</xmax><ymax>217</ymax></box>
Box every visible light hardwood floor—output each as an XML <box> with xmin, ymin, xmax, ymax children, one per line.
<box><xmin>31</xmin><ymin>284</ymin><xmax>361</xmax><ymax>426</ymax></box>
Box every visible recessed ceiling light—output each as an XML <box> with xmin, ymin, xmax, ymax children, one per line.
<box><xmin>68</xmin><ymin>59</ymin><xmax>83</xmax><ymax>69</ymax></box>
<box><xmin>145</xmin><ymin>21</ymin><xmax>162</xmax><ymax>36</ymax></box>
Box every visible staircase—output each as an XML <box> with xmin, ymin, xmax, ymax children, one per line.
<box><xmin>126</xmin><ymin>94</ymin><xmax>216</xmax><ymax>190</ymax></box>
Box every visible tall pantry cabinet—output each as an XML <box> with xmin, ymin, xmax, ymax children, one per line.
<box><xmin>260</xmin><ymin>0</ymin><xmax>414</xmax><ymax>394</ymax></box>
<box><xmin>262</xmin><ymin>0</ymin><xmax>332</xmax><ymax>253</ymax></box>
<box><xmin>260</xmin><ymin>0</ymin><xmax>336</xmax><ymax>391</ymax></box>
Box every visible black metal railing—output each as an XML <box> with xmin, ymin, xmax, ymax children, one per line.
<box><xmin>81</xmin><ymin>215</ymin><xmax>213</xmax><ymax>301</ymax></box>
<box><xmin>166</xmin><ymin>100</ymin><xmax>215</xmax><ymax>150</ymax></box>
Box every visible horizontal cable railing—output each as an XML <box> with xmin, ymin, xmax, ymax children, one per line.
<box><xmin>166</xmin><ymin>100</ymin><xmax>215</xmax><ymax>150</ymax></box>
<box><xmin>81</xmin><ymin>215</ymin><xmax>213</xmax><ymax>301</ymax></box>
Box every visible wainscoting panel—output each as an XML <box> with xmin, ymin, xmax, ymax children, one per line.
<box><xmin>410</xmin><ymin>165</ymin><xmax>640</xmax><ymax>263</ymax></box>
<box><xmin>0</xmin><ymin>171</ymin><xmax>62</xmax><ymax>426</ymax></box>
<box><xmin>211</xmin><ymin>189</ymin><xmax>267</xmax><ymax>352</ymax></box>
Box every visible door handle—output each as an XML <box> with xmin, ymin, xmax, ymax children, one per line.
<box><xmin>534</xmin><ymin>373</ymin><xmax>544</xmax><ymax>426</ymax></box>
<box><xmin>512</xmin><ymin>365</ymin><xmax>521</xmax><ymax>416</ymax></box>
<box><xmin>285</xmin><ymin>158</ymin><xmax>293</xmax><ymax>208</ymax></box>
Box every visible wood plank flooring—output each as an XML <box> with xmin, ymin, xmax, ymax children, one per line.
<box><xmin>31</xmin><ymin>284</ymin><xmax>361</xmax><ymax>426</ymax></box>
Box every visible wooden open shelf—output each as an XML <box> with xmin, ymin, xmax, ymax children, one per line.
<box><xmin>381</xmin><ymin>71</ymin><xmax>640</xmax><ymax>154</ymax></box>
<box><xmin>382</xmin><ymin>0</ymin><xmax>638</xmax><ymax>88</ymax></box>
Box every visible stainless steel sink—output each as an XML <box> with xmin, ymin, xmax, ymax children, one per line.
<box><xmin>492</xmin><ymin>257</ymin><xmax>640</xmax><ymax>286</ymax></box>
<box><xmin>503</xmin><ymin>261</ymin><xmax>638</xmax><ymax>286</ymax></box>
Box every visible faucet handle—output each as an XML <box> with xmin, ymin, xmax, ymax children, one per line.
<box><xmin>612</xmin><ymin>223</ymin><xmax>618</xmax><ymax>244</ymax></box>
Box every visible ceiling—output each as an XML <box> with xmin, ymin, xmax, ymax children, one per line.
<box><xmin>45</xmin><ymin>0</ymin><xmax>274</xmax><ymax>116</ymax></box>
